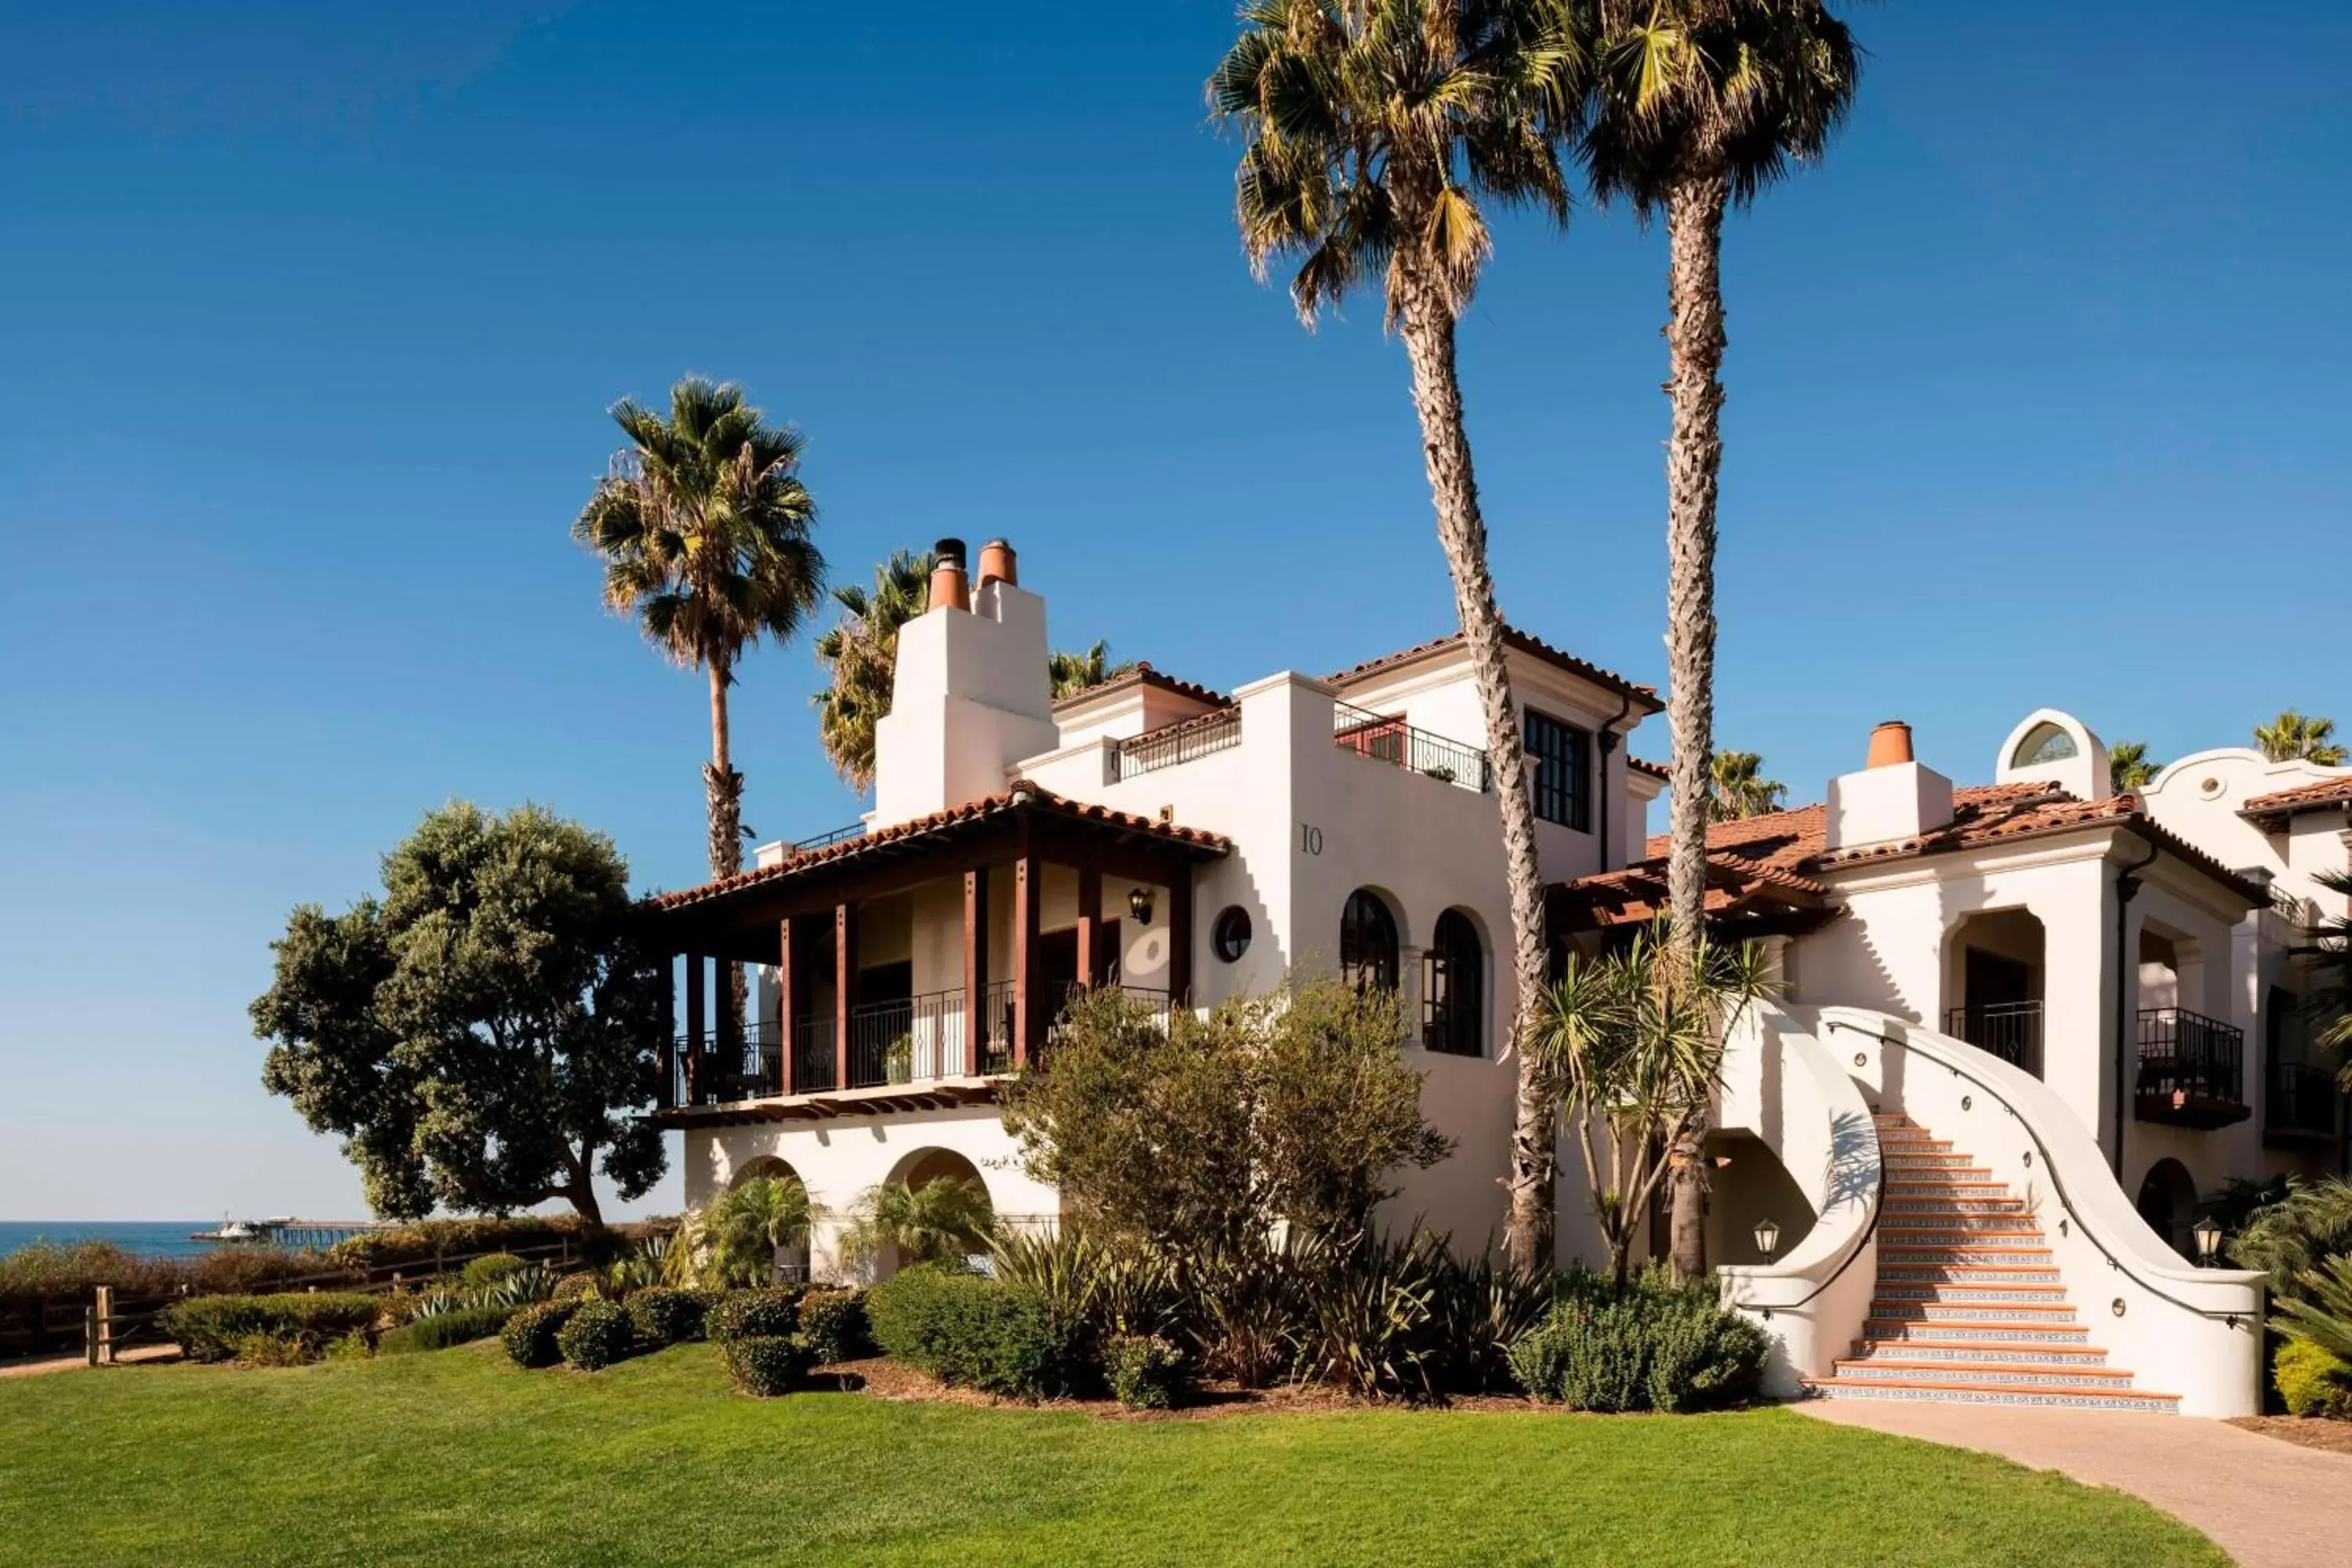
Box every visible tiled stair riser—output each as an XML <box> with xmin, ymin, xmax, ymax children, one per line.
<box><xmin>1803</xmin><ymin>1116</ymin><xmax>2180</xmax><ymax>1414</ymax></box>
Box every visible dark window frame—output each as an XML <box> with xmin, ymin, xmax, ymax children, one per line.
<box><xmin>1340</xmin><ymin>889</ymin><xmax>1400</xmax><ymax>993</ymax></box>
<box><xmin>1526</xmin><ymin>709</ymin><xmax>1593</xmax><ymax>833</ymax></box>
<box><xmin>1422</xmin><ymin>909</ymin><xmax>1485</xmax><ymax>1057</ymax></box>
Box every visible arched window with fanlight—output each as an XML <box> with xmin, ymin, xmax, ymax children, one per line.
<box><xmin>1339</xmin><ymin>890</ymin><xmax>1399</xmax><ymax>993</ymax></box>
<box><xmin>1422</xmin><ymin>909</ymin><xmax>1484</xmax><ymax>1056</ymax></box>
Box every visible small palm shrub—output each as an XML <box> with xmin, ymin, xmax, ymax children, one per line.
<box><xmin>460</xmin><ymin>1253</ymin><xmax>528</xmax><ymax>1291</ymax></box>
<box><xmin>2276</xmin><ymin>1337</ymin><xmax>2352</xmax><ymax>1419</ymax></box>
<box><xmin>1104</xmin><ymin>1334</ymin><xmax>1188</xmax><ymax>1410</ymax></box>
<box><xmin>797</xmin><ymin>1288</ymin><xmax>871</xmax><ymax>1363</ymax></box>
<box><xmin>867</xmin><ymin>1265</ymin><xmax>1084</xmax><ymax>1399</ymax></box>
<box><xmin>724</xmin><ymin>1335</ymin><xmax>813</xmax><ymax>1397</ymax></box>
<box><xmin>556</xmin><ymin>1298</ymin><xmax>633</xmax><ymax>1370</ymax></box>
<box><xmin>162</xmin><ymin>1293</ymin><xmax>381</xmax><ymax>1364</ymax></box>
<box><xmin>1508</xmin><ymin>1267</ymin><xmax>1764</xmax><ymax>1414</ymax></box>
<box><xmin>379</xmin><ymin>1304</ymin><xmax>514</xmax><ymax>1356</ymax></box>
<box><xmin>500</xmin><ymin>1300</ymin><xmax>579</xmax><ymax>1368</ymax></box>
<box><xmin>705</xmin><ymin>1287</ymin><xmax>802</xmax><ymax>1345</ymax></box>
<box><xmin>626</xmin><ymin>1287</ymin><xmax>713</xmax><ymax>1345</ymax></box>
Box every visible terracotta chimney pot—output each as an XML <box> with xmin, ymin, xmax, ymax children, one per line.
<box><xmin>977</xmin><ymin>538</ymin><xmax>1018</xmax><ymax>590</ymax></box>
<box><xmin>1865</xmin><ymin>720</ymin><xmax>1915</xmax><ymax>769</ymax></box>
<box><xmin>929</xmin><ymin>537</ymin><xmax>970</xmax><ymax>612</ymax></box>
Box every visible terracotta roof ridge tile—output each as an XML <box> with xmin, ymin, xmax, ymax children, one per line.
<box><xmin>1327</xmin><ymin>624</ymin><xmax>1660</xmax><ymax>710</ymax></box>
<box><xmin>1051</xmin><ymin>662</ymin><xmax>1227</xmax><ymax>712</ymax></box>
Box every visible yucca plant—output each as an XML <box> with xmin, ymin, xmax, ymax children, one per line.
<box><xmin>1294</xmin><ymin>1230</ymin><xmax>1444</xmax><ymax>1402</ymax></box>
<box><xmin>1178</xmin><ymin>1234</ymin><xmax>1305</xmax><ymax>1389</ymax></box>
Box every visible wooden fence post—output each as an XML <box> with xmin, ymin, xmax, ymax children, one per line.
<box><xmin>84</xmin><ymin>1305</ymin><xmax>98</xmax><ymax>1367</ymax></box>
<box><xmin>93</xmin><ymin>1286</ymin><xmax>114</xmax><ymax>1366</ymax></box>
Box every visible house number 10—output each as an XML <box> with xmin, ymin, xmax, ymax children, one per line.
<box><xmin>1298</xmin><ymin>824</ymin><xmax>1323</xmax><ymax>855</ymax></box>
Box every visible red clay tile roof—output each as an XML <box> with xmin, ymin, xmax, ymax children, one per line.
<box><xmin>1588</xmin><ymin>781</ymin><xmax>2266</xmax><ymax>906</ymax></box>
<box><xmin>1330</xmin><ymin>626</ymin><xmax>1661</xmax><ymax>713</ymax></box>
<box><xmin>1051</xmin><ymin>661</ymin><xmax>1227</xmax><ymax>712</ymax></box>
<box><xmin>648</xmin><ymin>786</ymin><xmax>1231</xmax><ymax>911</ymax></box>
<box><xmin>2241</xmin><ymin>775</ymin><xmax>2352</xmax><ymax>829</ymax></box>
<box><xmin>1628</xmin><ymin>755</ymin><xmax>1671</xmax><ymax>782</ymax></box>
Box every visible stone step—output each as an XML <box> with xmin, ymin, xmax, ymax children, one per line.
<box><xmin>1878</xmin><ymin>1243</ymin><xmax>2053</xmax><ymax>1265</ymax></box>
<box><xmin>1803</xmin><ymin>1377</ymin><xmax>2179</xmax><ymax>1412</ymax></box>
<box><xmin>1881</xmin><ymin>1220</ymin><xmax>2045</xmax><ymax>1240</ymax></box>
<box><xmin>1831</xmin><ymin>1359</ymin><xmax>2136</xmax><ymax>1390</ymax></box>
<box><xmin>1878</xmin><ymin>1264</ymin><xmax>2062</xmax><ymax>1285</ymax></box>
<box><xmin>1883</xmin><ymin>1198</ymin><xmax>2032</xmax><ymax>1214</ymax></box>
<box><xmin>1872</xmin><ymin>1281</ymin><xmax>2069</xmax><ymax>1304</ymax></box>
<box><xmin>1851</xmin><ymin>1338</ymin><xmax>2109</xmax><ymax>1367</ymax></box>
<box><xmin>1885</xmin><ymin>1178</ymin><xmax>2012</xmax><ymax>1192</ymax></box>
<box><xmin>1869</xmin><ymin>1301</ymin><xmax>2077</xmax><ymax>1324</ymax></box>
<box><xmin>1863</xmin><ymin>1319</ymin><xmax>2089</xmax><ymax>1345</ymax></box>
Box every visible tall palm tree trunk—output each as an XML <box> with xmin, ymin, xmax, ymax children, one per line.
<box><xmin>705</xmin><ymin>659</ymin><xmax>748</xmax><ymax>1040</ymax></box>
<box><xmin>1397</xmin><ymin>272</ymin><xmax>1555</xmax><ymax>1274</ymax></box>
<box><xmin>1662</xmin><ymin>168</ymin><xmax>1731</xmax><ymax>1282</ymax></box>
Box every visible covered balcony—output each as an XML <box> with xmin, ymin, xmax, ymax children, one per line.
<box><xmin>643</xmin><ymin>786</ymin><xmax>1226</xmax><ymax>1126</ymax></box>
<box><xmin>2135</xmin><ymin>1007</ymin><xmax>2250</xmax><ymax>1130</ymax></box>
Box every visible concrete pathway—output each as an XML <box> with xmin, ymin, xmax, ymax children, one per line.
<box><xmin>1801</xmin><ymin>1400</ymin><xmax>2352</xmax><ymax>1568</ymax></box>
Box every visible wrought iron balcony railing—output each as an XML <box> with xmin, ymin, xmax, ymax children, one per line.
<box><xmin>1944</xmin><ymin>1000</ymin><xmax>2043</xmax><ymax>1078</ymax></box>
<box><xmin>1332</xmin><ymin>702</ymin><xmax>1492</xmax><ymax>793</ymax></box>
<box><xmin>2136</xmin><ymin>1007</ymin><xmax>2246</xmax><ymax>1109</ymax></box>
<box><xmin>1109</xmin><ymin>708</ymin><xmax>1241</xmax><ymax>782</ymax></box>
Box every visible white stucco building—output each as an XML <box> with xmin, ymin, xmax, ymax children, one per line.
<box><xmin>642</xmin><ymin>538</ymin><xmax>2348</xmax><ymax>1418</ymax></box>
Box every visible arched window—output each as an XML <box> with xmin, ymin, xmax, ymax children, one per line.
<box><xmin>1340</xmin><ymin>890</ymin><xmax>1399</xmax><ymax>993</ymax></box>
<box><xmin>1422</xmin><ymin>909</ymin><xmax>1484</xmax><ymax>1056</ymax></box>
<box><xmin>2013</xmin><ymin>722</ymin><xmax>2078</xmax><ymax>768</ymax></box>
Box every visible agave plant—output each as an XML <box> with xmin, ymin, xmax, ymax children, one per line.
<box><xmin>410</xmin><ymin>1290</ymin><xmax>468</xmax><ymax>1321</ymax></box>
<box><xmin>477</xmin><ymin>1265</ymin><xmax>558</xmax><ymax>1311</ymax></box>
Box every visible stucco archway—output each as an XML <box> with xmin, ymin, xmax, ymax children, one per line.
<box><xmin>2136</xmin><ymin>1157</ymin><xmax>2198</xmax><ymax>1258</ymax></box>
<box><xmin>1941</xmin><ymin>908</ymin><xmax>2047</xmax><ymax>1076</ymax></box>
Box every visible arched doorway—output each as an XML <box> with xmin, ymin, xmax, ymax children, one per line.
<box><xmin>726</xmin><ymin>1156</ymin><xmax>812</xmax><ymax>1283</ymax></box>
<box><xmin>859</xmin><ymin>1148</ymin><xmax>997</xmax><ymax>1279</ymax></box>
<box><xmin>2136</xmin><ymin>1157</ymin><xmax>2198</xmax><ymax>1258</ymax></box>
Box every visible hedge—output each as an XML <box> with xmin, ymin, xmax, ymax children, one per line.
<box><xmin>379</xmin><ymin>1304</ymin><xmax>515</xmax><ymax>1356</ymax></box>
<box><xmin>2277</xmin><ymin>1338</ymin><xmax>2352</xmax><ymax>1419</ymax></box>
<box><xmin>500</xmin><ymin>1300</ymin><xmax>579</xmax><ymax>1368</ymax></box>
<box><xmin>626</xmin><ymin>1287</ymin><xmax>717</xmax><ymax>1345</ymax></box>
<box><xmin>797</xmin><ymin>1288</ymin><xmax>871</xmax><ymax>1364</ymax></box>
<box><xmin>557</xmin><ymin>1299</ymin><xmax>633</xmax><ymax>1370</ymax></box>
<box><xmin>867</xmin><ymin>1266</ymin><xmax>1083</xmax><ymax>1399</ymax></box>
<box><xmin>324</xmin><ymin>1218</ymin><xmax>611</xmax><ymax>1272</ymax></box>
<box><xmin>724</xmin><ymin>1335</ymin><xmax>812</xmax><ymax>1397</ymax></box>
<box><xmin>162</xmin><ymin>1294</ymin><xmax>382</xmax><ymax>1363</ymax></box>
<box><xmin>706</xmin><ymin>1287</ymin><xmax>801</xmax><ymax>1345</ymax></box>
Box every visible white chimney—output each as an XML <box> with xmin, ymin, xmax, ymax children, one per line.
<box><xmin>1824</xmin><ymin>720</ymin><xmax>1955</xmax><ymax>851</ymax></box>
<box><xmin>870</xmin><ymin>536</ymin><xmax>1058</xmax><ymax>829</ymax></box>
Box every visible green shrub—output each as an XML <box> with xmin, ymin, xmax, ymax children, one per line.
<box><xmin>1104</xmin><ymin>1334</ymin><xmax>1187</xmax><ymax>1410</ymax></box>
<box><xmin>460</xmin><ymin>1253</ymin><xmax>528</xmax><ymax>1290</ymax></box>
<box><xmin>1508</xmin><ymin>1270</ymin><xmax>1762</xmax><ymax>1414</ymax></box>
<box><xmin>162</xmin><ymin>1293</ymin><xmax>381</xmax><ymax>1364</ymax></box>
<box><xmin>868</xmin><ymin>1265</ymin><xmax>1083</xmax><ymax>1399</ymax></box>
<box><xmin>323</xmin><ymin>1329</ymin><xmax>375</xmax><ymax>1363</ymax></box>
<box><xmin>500</xmin><ymin>1300</ymin><xmax>579</xmax><ymax>1368</ymax></box>
<box><xmin>552</xmin><ymin>1272</ymin><xmax>599</xmax><ymax>1302</ymax></box>
<box><xmin>324</xmin><ymin>1217</ymin><xmax>605</xmax><ymax>1273</ymax></box>
<box><xmin>706</xmin><ymin>1287</ymin><xmax>801</xmax><ymax>1345</ymax></box>
<box><xmin>626</xmin><ymin>1287</ymin><xmax>713</xmax><ymax>1345</ymax></box>
<box><xmin>557</xmin><ymin>1299</ymin><xmax>633</xmax><ymax>1370</ymax></box>
<box><xmin>724</xmin><ymin>1334</ymin><xmax>813</xmax><ymax>1397</ymax></box>
<box><xmin>379</xmin><ymin>1304</ymin><xmax>515</xmax><ymax>1356</ymax></box>
<box><xmin>233</xmin><ymin>1332</ymin><xmax>316</xmax><ymax>1367</ymax></box>
<box><xmin>797</xmin><ymin>1288</ymin><xmax>871</xmax><ymax>1364</ymax></box>
<box><xmin>2277</xmin><ymin>1338</ymin><xmax>2352</xmax><ymax>1419</ymax></box>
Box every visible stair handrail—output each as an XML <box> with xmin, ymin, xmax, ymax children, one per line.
<box><xmin>1818</xmin><ymin>1010</ymin><xmax>2262</xmax><ymax>1330</ymax></box>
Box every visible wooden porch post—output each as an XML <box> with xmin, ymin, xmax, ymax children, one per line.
<box><xmin>778</xmin><ymin>917</ymin><xmax>797</xmax><ymax>1096</ymax></box>
<box><xmin>656</xmin><ymin>951</ymin><xmax>677</xmax><ymax>1106</ymax></box>
<box><xmin>1014</xmin><ymin>855</ymin><xmax>1041</xmax><ymax>1067</ymax></box>
<box><xmin>835</xmin><ymin>901</ymin><xmax>857</xmax><ymax>1091</ymax></box>
<box><xmin>1077</xmin><ymin>861</ymin><xmax>1106</xmax><ymax>989</ymax></box>
<box><xmin>682</xmin><ymin>951</ymin><xmax>706</xmax><ymax>1102</ymax></box>
<box><xmin>1168</xmin><ymin>869</ymin><xmax>1195</xmax><ymax>1007</ymax></box>
<box><xmin>964</xmin><ymin>867</ymin><xmax>990</xmax><ymax>1076</ymax></box>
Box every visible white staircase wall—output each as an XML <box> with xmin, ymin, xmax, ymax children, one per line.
<box><xmin>1816</xmin><ymin>1006</ymin><xmax>2267</xmax><ymax>1418</ymax></box>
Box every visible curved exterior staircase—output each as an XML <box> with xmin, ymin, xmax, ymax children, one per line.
<box><xmin>1802</xmin><ymin>1113</ymin><xmax>2181</xmax><ymax>1413</ymax></box>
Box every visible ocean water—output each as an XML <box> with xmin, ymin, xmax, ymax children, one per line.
<box><xmin>0</xmin><ymin>1222</ymin><xmax>220</xmax><ymax>1262</ymax></box>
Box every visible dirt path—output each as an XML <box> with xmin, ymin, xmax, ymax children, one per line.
<box><xmin>1801</xmin><ymin>1399</ymin><xmax>2352</xmax><ymax>1568</ymax></box>
<box><xmin>0</xmin><ymin>1345</ymin><xmax>180</xmax><ymax>1380</ymax></box>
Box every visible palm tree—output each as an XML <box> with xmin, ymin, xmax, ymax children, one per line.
<box><xmin>1048</xmin><ymin>640</ymin><xmax>1138</xmax><ymax>699</ymax></box>
<box><xmin>814</xmin><ymin>550</ymin><xmax>934</xmax><ymax>791</ymax></box>
<box><xmin>2256</xmin><ymin>710</ymin><xmax>2349</xmax><ymax>767</ymax></box>
<box><xmin>1213</xmin><ymin>0</ymin><xmax>1582</xmax><ymax>1274</ymax></box>
<box><xmin>574</xmin><ymin>377</ymin><xmax>823</xmax><ymax>1032</ymax></box>
<box><xmin>2109</xmin><ymin>741</ymin><xmax>2165</xmax><ymax>793</ymax></box>
<box><xmin>1584</xmin><ymin>0</ymin><xmax>1857</xmax><ymax>953</ymax></box>
<box><xmin>1708</xmin><ymin>750</ymin><xmax>1785</xmax><ymax>820</ymax></box>
<box><xmin>838</xmin><ymin>1176</ymin><xmax>999</xmax><ymax>1274</ymax></box>
<box><xmin>1584</xmin><ymin>0</ymin><xmax>1855</xmax><ymax>1281</ymax></box>
<box><xmin>706</xmin><ymin>1174</ymin><xmax>824</xmax><ymax>1287</ymax></box>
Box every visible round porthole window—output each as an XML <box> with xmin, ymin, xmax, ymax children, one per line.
<box><xmin>1212</xmin><ymin>906</ymin><xmax>1252</xmax><ymax>964</ymax></box>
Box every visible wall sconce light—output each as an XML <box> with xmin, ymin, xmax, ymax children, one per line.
<box><xmin>1753</xmin><ymin>1218</ymin><xmax>1781</xmax><ymax>1261</ymax></box>
<box><xmin>1128</xmin><ymin>887</ymin><xmax>1155</xmax><ymax>926</ymax></box>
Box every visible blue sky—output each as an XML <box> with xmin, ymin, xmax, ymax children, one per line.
<box><xmin>2</xmin><ymin>2</ymin><xmax>2345</xmax><ymax>1221</ymax></box>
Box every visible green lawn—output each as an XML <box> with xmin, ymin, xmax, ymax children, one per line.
<box><xmin>1</xmin><ymin>1344</ymin><xmax>2223</xmax><ymax>1566</ymax></box>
